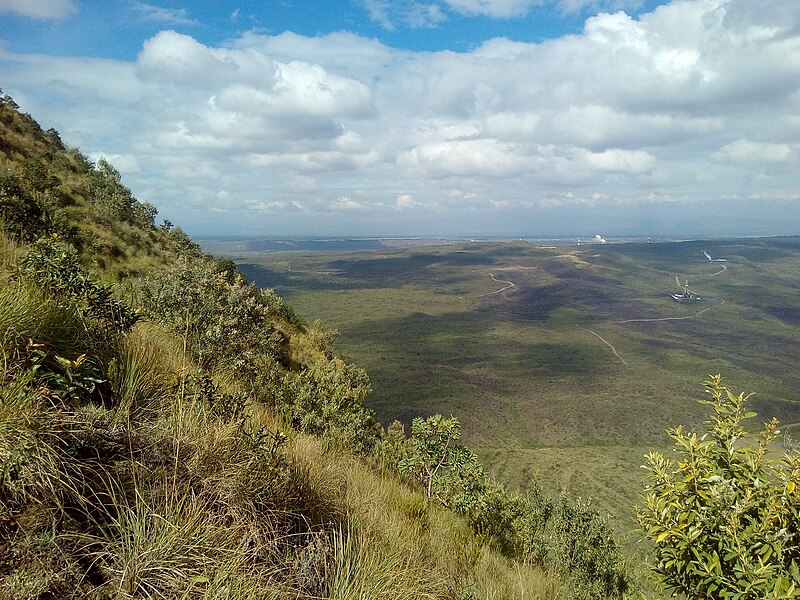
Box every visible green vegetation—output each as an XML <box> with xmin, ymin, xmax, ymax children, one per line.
<box><xmin>234</xmin><ymin>237</ymin><xmax>800</xmax><ymax>551</ymax></box>
<box><xmin>638</xmin><ymin>376</ymin><xmax>800</xmax><ymax>598</ymax></box>
<box><xmin>0</xmin><ymin>93</ymin><xmax>638</xmax><ymax>598</ymax></box>
<box><xmin>399</xmin><ymin>415</ymin><xmax>485</xmax><ymax>507</ymax></box>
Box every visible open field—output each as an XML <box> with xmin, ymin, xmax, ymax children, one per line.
<box><xmin>234</xmin><ymin>237</ymin><xmax>800</xmax><ymax>547</ymax></box>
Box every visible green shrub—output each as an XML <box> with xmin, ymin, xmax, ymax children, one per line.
<box><xmin>136</xmin><ymin>259</ymin><xmax>286</xmax><ymax>376</ymax></box>
<box><xmin>19</xmin><ymin>235</ymin><xmax>139</xmax><ymax>332</ymax></box>
<box><xmin>550</xmin><ymin>494</ymin><xmax>630</xmax><ymax>599</ymax></box>
<box><xmin>276</xmin><ymin>358</ymin><xmax>381</xmax><ymax>455</ymax></box>
<box><xmin>0</xmin><ymin>173</ymin><xmax>51</xmax><ymax>240</ymax></box>
<box><xmin>637</xmin><ymin>375</ymin><xmax>800</xmax><ymax>599</ymax></box>
<box><xmin>398</xmin><ymin>415</ymin><xmax>486</xmax><ymax>513</ymax></box>
<box><xmin>466</xmin><ymin>480</ymin><xmax>552</xmax><ymax>561</ymax></box>
<box><xmin>374</xmin><ymin>419</ymin><xmax>409</xmax><ymax>472</ymax></box>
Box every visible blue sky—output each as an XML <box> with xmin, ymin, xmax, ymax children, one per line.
<box><xmin>0</xmin><ymin>1</ymin><xmax>669</xmax><ymax>56</ymax></box>
<box><xmin>1</xmin><ymin>0</ymin><xmax>799</xmax><ymax>238</ymax></box>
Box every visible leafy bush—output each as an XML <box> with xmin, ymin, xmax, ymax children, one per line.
<box><xmin>393</xmin><ymin>414</ymin><xmax>631</xmax><ymax>598</ymax></box>
<box><xmin>136</xmin><ymin>259</ymin><xmax>286</xmax><ymax>376</ymax></box>
<box><xmin>276</xmin><ymin>358</ymin><xmax>381</xmax><ymax>454</ymax></box>
<box><xmin>19</xmin><ymin>236</ymin><xmax>139</xmax><ymax>332</ymax></box>
<box><xmin>375</xmin><ymin>419</ymin><xmax>409</xmax><ymax>472</ymax></box>
<box><xmin>638</xmin><ymin>375</ymin><xmax>800</xmax><ymax>599</ymax></box>
<box><xmin>398</xmin><ymin>415</ymin><xmax>486</xmax><ymax>513</ymax></box>
<box><xmin>467</xmin><ymin>480</ymin><xmax>551</xmax><ymax>562</ymax></box>
<box><xmin>27</xmin><ymin>347</ymin><xmax>105</xmax><ymax>406</ymax></box>
<box><xmin>166</xmin><ymin>226</ymin><xmax>203</xmax><ymax>258</ymax></box>
<box><xmin>550</xmin><ymin>495</ymin><xmax>630</xmax><ymax>599</ymax></box>
<box><xmin>0</xmin><ymin>173</ymin><xmax>51</xmax><ymax>240</ymax></box>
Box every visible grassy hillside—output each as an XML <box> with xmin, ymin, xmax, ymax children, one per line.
<box><xmin>0</xmin><ymin>95</ymin><xmax>637</xmax><ymax>598</ymax></box>
<box><xmin>234</xmin><ymin>238</ymin><xmax>800</xmax><ymax>548</ymax></box>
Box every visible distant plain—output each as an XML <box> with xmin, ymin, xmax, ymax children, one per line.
<box><xmin>232</xmin><ymin>237</ymin><xmax>800</xmax><ymax>548</ymax></box>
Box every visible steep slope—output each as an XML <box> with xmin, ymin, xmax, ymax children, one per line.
<box><xmin>0</xmin><ymin>94</ymin><xmax>632</xmax><ymax>600</ymax></box>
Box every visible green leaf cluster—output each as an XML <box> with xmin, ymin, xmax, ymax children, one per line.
<box><xmin>637</xmin><ymin>375</ymin><xmax>800</xmax><ymax>599</ymax></box>
<box><xmin>20</xmin><ymin>235</ymin><xmax>140</xmax><ymax>332</ymax></box>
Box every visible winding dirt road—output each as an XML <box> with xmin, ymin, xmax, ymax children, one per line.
<box><xmin>482</xmin><ymin>273</ymin><xmax>516</xmax><ymax>296</ymax></box>
<box><xmin>577</xmin><ymin>326</ymin><xmax>628</xmax><ymax>365</ymax></box>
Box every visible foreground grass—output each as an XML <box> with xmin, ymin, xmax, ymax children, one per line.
<box><xmin>0</xmin><ymin>248</ymin><xmax>574</xmax><ymax>599</ymax></box>
<box><xmin>1</xmin><ymin>377</ymin><xmax>569</xmax><ymax>599</ymax></box>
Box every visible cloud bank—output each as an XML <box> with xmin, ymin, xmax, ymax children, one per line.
<box><xmin>2</xmin><ymin>0</ymin><xmax>798</xmax><ymax>236</ymax></box>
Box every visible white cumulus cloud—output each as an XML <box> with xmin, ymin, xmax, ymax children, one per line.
<box><xmin>580</xmin><ymin>148</ymin><xmax>656</xmax><ymax>174</ymax></box>
<box><xmin>396</xmin><ymin>194</ymin><xmax>417</xmax><ymax>209</ymax></box>
<box><xmin>333</xmin><ymin>196</ymin><xmax>364</xmax><ymax>210</ymax></box>
<box><xmin>714</xmin><ymin>139</ymin><xmax>795</xmax><ymax>165</ymax></box>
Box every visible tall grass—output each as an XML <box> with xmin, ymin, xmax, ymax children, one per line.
<box><xmin>0</xmin><ymin>374</ymin><xmax>66</xmax><ymax>507</ymax></box>
<box><xmin>89</xmin><ymin>483</ymin><xmax>251</xmax><ymax>599</ymax></box>
<box><xmin>0</xmin><ymin>276</ymin><xmax>86</xmax><ymax>363</ymax></box>
<box><xmin>0</xmin><ymin>233</ymin><xmax>21</xmax><ymax>268</ymax></box>
<box><xmin>107</xmin><ymin>323</ymin><xmax>182</xmax><ymax>421</ymax></box>
<box><xmin>469</xmin><ymin>552</ymin><xmax>569</xmax><ymax>600</ymax></box>
<box><xmin>327</xmin><ymin>526</ymin><xmax>439</xmax><ymax>600</ymax></box>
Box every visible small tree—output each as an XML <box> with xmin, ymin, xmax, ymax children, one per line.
<box><xmin>399</xmin><ymin>415</ymin><xmax>485</xmax><ymax>511</ymax></box>
<box><xmin>637</xmin><ymin>375</ymin><xmax>800</xmax><ymax>599</ymax></box>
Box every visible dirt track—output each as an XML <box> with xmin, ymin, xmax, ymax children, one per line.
<box><xmin>615</xmin><ymin>299</ymin><xmax>724</xmax><ymax>324</ymax></box>
<box><xmin>482</xmin><ymin>272</ymin><xmax>516</xmax><ymax>296</ymax></box>
<box><xmin>479</xmin><ymin>263</ymin><xmax>725</xmax><ymax>363</ymax></box>
<box><xmin>578</xmin><ymin>326</ymin><xmax>628</xmax><ymax>365</ymax></box>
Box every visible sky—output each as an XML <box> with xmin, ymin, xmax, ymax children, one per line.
<box><xmin>0</xmin><ymin>0</ymin><xmax>798</xmax><ymax>239</ymax></box>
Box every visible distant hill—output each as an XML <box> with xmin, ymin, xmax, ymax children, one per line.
<box><xmin>198</xmin><ymin>236</ymin><xmax>459</xmax><ymax>254</ymax></box>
